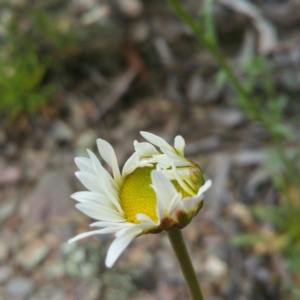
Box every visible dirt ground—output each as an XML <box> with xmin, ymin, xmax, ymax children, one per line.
<box><xmin>0</xmin><ymin>0</ymin><xmax>300</xmax><ymax>299</ymax></box>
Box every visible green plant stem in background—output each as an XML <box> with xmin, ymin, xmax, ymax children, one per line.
<box><xmin>168</xmin><ymin>0</ymin><xmax>257</xmax><ymax>114</ymax></box>
<box><xmin>168</xmin><ymin>228</ymin><xmax>204</xmax><ymax>300</ymax></box>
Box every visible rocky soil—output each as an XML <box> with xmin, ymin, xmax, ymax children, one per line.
<box><xmin>0</xmin><ymin>0</ymin><xmax>300</xmax><ymax>299</ymax></box>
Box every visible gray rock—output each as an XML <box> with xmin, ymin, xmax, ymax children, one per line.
<box><xmin>246</xmin><ymin>169</ymin><xmax>271</xmax><ymax>199</ymax></box>
<box><xmin>186</xmin><ymin>72</ymin><xmax>205</xmax><ymax>103</ymax></box>
<box><xmin>27</xmin><ymin>170</ymin><xmax>73</xmax><ymax>223</ymax></box>
<box><xmin>185</xmin><ymin>137</ymin><xmax>221</xmax><ymax>155</ymax></box>
<box><xmin>255</xmin><ymin>267</ymin><xmax>270</xmax><ymax>283</ymax></box>
<box><xmin>233</xmin><ymin>150</ymin><xmax>266</xmax><ymax>166</ymax></box>
<box><xmin>0</xmin><ymin>242</ymin><xmax>9</xmax><ymax>262</ymax></box>
<box><xmin>0</xmin><ymin>166</ymin><xmax>22</xmax><ymax>185</ymax></box>
<box><xmin>5</xmin><ymin>277</ymin><xmax>35</xmax><ymax>297</ymax></box>
<box><xmin>116</xmin><ymin>0</ymin><xmax>143</xmax><ymax>17</ymax></box>
<box><xmin>50</xmin><ymin>120</ymin><xmax>74</xmax><ymax>143</ymax></box>
<box><xmin>212</xmin><ymin>108</ymin><xmax>246</xmax><ymax>128</ymax></box>
<box><xmin>16</xmin><ymin>239</ymin><xmax>50</xmax><ymax>270</ymax></box>
<box><xmin>0</xmin><ymin>197</ymin><xmax>18</xmax><ymax>224</ymax></box>
<box><xmin>28</xmin><ymin>286</ymin><xmax>67</xmax><ymax>300</ymax></box>
<box><xmin>128</xmin><ymin>21</ymin><xmax>150</xmax><ymax>42</ymax></box>
<box><xmin>0</xmin><ymin>266</ymin><xmax>12</xmax><ymax>284</ymax></box>
<box><xmin>75</xmin><ymin>130</ymin><xmax>98</xmax><ymax>157</ymax></box>
<box><xmin>206</xmin><ymin>154</ymin><xmax>232</xmax><ymax>216</ymax></box>
<box><xmin>203</xmin><ymin>255</ymin><xmax>228</xmax><ymax>282</ymax></box>
<box><xmin>43</xmin><ymin>259</ymin><xmax>65</xmax><ymax>279</ymax></box>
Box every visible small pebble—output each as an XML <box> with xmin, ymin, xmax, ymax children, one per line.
<box><xmin>0</xmin><ymin>266</ymin><xmax>13</xmax><ymax>284</ymax></box>
<box><xmin>50</xmin><ymin>120</ymin><xmax>74</xmax><ymax>143</ymax></box>
<box><xmin>16</xmin><ymin>240</ymin><xmax>50</xmax><ymax>270</ymax></box>
<box><xmin>5</xmin><ymin>277</ymin><xmax>35</xmax><ymax>297</ymax></box>
<box><xmin>212</xmin><ymin>108</ymin><xmax>246</xmax><ymax>128</ymax></box>
<box><xmin>0</xmin><ymin>197</ymin><xmax>18</xmax><ymax>224</ymax></box>
<box><xmin>203</xmin><ymin>255</ymin><xmax>228</xmax><ymax>281</ymax></box>
<box><xmin>0</xmin><ymin>166</ymin><xmax>22</xmax><ymax>185</ymax></box>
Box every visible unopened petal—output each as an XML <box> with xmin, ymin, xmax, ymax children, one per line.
<box><xmin>197</xmin><ymin>179</ymin><xmax>212</xmax><ymax>196</ymax></box>
<box><xmin>182</xmin><ymin>194</ymin><xmax>204</xmax><ymax>212</ymax></box>
<box><xmin>151</xmin><ymin>170</ymin><xmax>177</xmax><ymax>208</ymax></box>
<box><xmin>171</xmin><ymin>161</ymin><xmax>194</xmax><ymax>195</ymax></box>
<box><xmin>166</xmin><ymin>193</ymin><xmax>182</xmax><ymax>216</ymax></box>
<box><xmin>182</xmin><ymin>180</ymin><xmax>212</xmax><ymax>212</ymax></box>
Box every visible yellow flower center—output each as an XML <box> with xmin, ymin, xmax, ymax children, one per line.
<box><xmin>120</xmin><ymin>166</ymin><xmax>190</xmax><ymax>224</ymax></box>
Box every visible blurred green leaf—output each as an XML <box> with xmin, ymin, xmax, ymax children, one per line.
<box><xmin>233</xmin><ymin>234</ymin><xmax>265</xmax><ymax>247</ymax></box>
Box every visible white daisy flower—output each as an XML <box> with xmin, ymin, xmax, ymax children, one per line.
<box><xmin>69</xmin><ymin>131</ymin><xmax>212</xmax><ymax>268</ymax></box>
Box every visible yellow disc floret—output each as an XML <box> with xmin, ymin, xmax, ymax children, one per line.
<box><xmin>120</xmin><ymin>167</ymin><xmax>157</xmax><ymax>224</ymax></box>
<box><xmin>120</xmin><ymin>166</ymin><xmax>192</xmax><ymax>224</ymax></box>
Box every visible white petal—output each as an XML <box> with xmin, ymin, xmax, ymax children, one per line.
<box><xmin>75</xmin><ymin>171</ymin><xmax>123</xmax><ymax>212</ymax></box>
<box><xmin>161</xmin><ymin>147</ymin><xmax>187</xmax><ymax>161</ymax></box>
<box><xmin>136</xmin><ymin>213</ymin><xmax>160</xmax><ymax>225</ymax></box>
<box><xmin>134</xmin><ymin>141</ymin><xmax>159</xmax><ymax>156</ymax></box>
<box><xmin>71</xmin><ymin>191</ymin><xmax>114</xmax><ymax>209</ymax></box>
<box><xmin>138</xmin><ymin>161</ymin><xmax>154</xmax><ymax>168</ymax></box>
<box><xmin>87</xmin><ymin>150</ymin><xmax>122</xmax><ymax>205</ymax></box>
<box><xmin>161</xmin><ymin>168</ymin><xmax>190</xmax><ymax>181</ymax></box>
<box><xmin>122</xmin><ymin>152</ymin><xmax>139</xmax><ymax>177</ymax></box>
<box><xmin>170</xmin><ymin>201</ymin><xmax>185</xmax><ymax>221</ymax></box>
<box><xmin>151</xmin><ymin>170</ymin><xmax>177</xmax><ymax>208</ymax></box>
<box><xmin>97</xmin><ymin>139</ymin><xmax>122</xmax><ymax>186</ymax></box>
<box><xmin>76</xmin><ymin>203</ymin><xmax>125</xmax><ymax>222</ymax></box>
<box><xmin>77</xmin><ymin>201</ymin><xmax>124</xmax><ymax>217</ymax></box>
<box><xmin>68</xmin><ymin>227</ymin><xmax>119</xmax><ymax>243</ymax></box>
<box><xmin>153</xmin><ymin>154</ymin><xmax>172</xmax><ymax>169</ymax></box>
<box><xmin>172</xmin><ymin>159</ymin><xmax>193</xmax><ymax>167</ymax></box>
<box><xmin>90</xmin><ymin>221</ymin><xmax>132</xmax><ymax>228</ymax></box>
<box><xmin>87</xmin><ymin>149</ymin><xmax>119</xmax><ymax>193</ymax></box>
<box><xmin>75</xmin><ymin>157</ymin><xmax>94</xmax><ymax>174</ymax></box>
<box><xmin>166</xmin><ymin>193</ymin><xmax>182</xmax><ymax>216</ymax></box>
<box><xmin>105</xmin><ymin>229</ymin><xmax>142</xmax><ymax>267</ymax></box>
<box><xmin>115</xmin><ymin>223</ymin><xmax>152</xmax><ymax>237</ymax></box>
<box><xmin>75</xmin><ymin>171</ymin><xmax>103</xmax><ymax>193</ymax></box>
<box><xmin>174</xmin><ymin>135</ymin><xmax>185</xmax><ymax>156</ymax></box>
<box><xmin>140</xmin><ymin>132</ymin><xmax>175</xmax><ymax>154</ymax></box>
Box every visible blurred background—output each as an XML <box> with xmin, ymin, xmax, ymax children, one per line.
<box><xmin>0</xmin><ymin>0</ymin><xmax>300</xmax><ymax>299</ymax></box>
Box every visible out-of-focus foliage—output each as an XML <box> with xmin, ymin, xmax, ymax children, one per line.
<box><xmin>226</xmin><ymin>37</ymin><xmax>300</xmax><ymax>300</ymax></box>
<box><xmin>0</xmin><ymin>4</ymin><xmax>76</xmax><ymax>120</ymax></box>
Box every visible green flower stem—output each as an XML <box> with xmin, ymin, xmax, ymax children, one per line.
<box><xmin>167</xmin><ymin>228</ymin><xmax>204</xmax><ymax>300</ymax></box>
<box><xmin>167</xmin><ymin>0</ymin><xmax>252</xmax><ymax>110</ymax></box>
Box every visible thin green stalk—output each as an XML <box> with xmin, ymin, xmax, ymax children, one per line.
<box><xmin>167</xmin><ymin>228</ymin><xmax>204</xmax><ymax>300</ymax></box>
<box><xmin>167</xmin><ymin>0</ymin><xmax>250</xmax><ymax>106</ymax></box>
